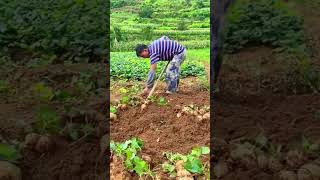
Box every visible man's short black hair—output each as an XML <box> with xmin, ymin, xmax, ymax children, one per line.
<box><xmin>135</xmin><ymin>44</ymin><xmax>148</xmax><ymax>57</ymax></box>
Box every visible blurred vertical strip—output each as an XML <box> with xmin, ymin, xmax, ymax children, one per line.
<box><xmin>211</xmin><ymin>0</ymin><xmax>234</xmax><ymax>178</ymax></box>
<box><xmin>106</xmin><ymin>0</ymin><xmax>111</xmax><ymax>179</ymax></box>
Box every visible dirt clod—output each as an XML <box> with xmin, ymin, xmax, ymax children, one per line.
<box><xmin>24</xmin><ymin>133</ymin><xmax>40</xmax><ymax>148</ymax></box>
<box><xmin>286</xmin><ymin>150</ymin><xmax>304</xmax><ymax>168</ymax></box>
<box><xmin>278</xmin><ymin>170</ymin><xmax>297</xmax><ymax>180</ymax></box>
<box><xmin>35</xmin><ymin>135</ymin><xmax>53</xmax><ymax>153</ymax></box>
<box><xmin>268</xmin><ymin>157</ymin><xmax>283</xmax><ymax>172</ymax></box>
<box><xmin>0</xmin><ymin>161</ymin><xmax>21</xmax><ymax>180</ymax></box>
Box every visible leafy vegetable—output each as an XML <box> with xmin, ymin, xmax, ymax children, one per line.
<box><xmin>110</xmin><ymin>138</ymin><xmax>154</xmax><ymax>177</ymax></box>
<box><xmin>162</xmin><ymin>146</ymin><xmax>210</xmax><ymax>175</ymax></box>
<box><xmin>157</xmin><ymin>96</ymin><xmax>167</xmax><ymax>106</ymax></box>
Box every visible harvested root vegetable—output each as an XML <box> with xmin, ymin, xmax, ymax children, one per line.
<box><xmin>35</xmin><ymin>135</ymin><xmax>53</xmax><ymax>153</ymax></box>
<box><xmin>268</xmin><ymin>157</ymin><xmax>283</xmax><ymax>172</ymax></box>
<box><xmin>177</xmin><ymin>113</ymin><xmax>182</xmax><ymax>118</ymax></box>
<box><xmin>175</xmin><ymin>160</ymin><xmax>193</xmax><ymax>180</ymax></box>
<box><xmin>257</xmin><ymin>153</ymin><xmax>268</xmax><ymax>170</ymax></box>
<box><xmin>202</xmin><ymin>113</ymin><xmax>210</xmax><ymax>120</ymax></box>
<box><xmin>182</xmin><ymin>107</ymin><xmax>191</xmax><ymax>114</ymax></box>
<box><xmin>278</xmin><ymin>170</ymin><xmax>297</xmax><ymax>180</ymax></box>
<box><xmin>241</xmin><ymin>156</ymin><xmax>257</xmax><ymax>169</ymax></box>
<box><xmin>110</xmin><ymin>113</ymin><xmax>117</xmax><ymax>120</ymax></box>
<box><xmin>230</xmin><ymin>143</ymin><xmax>255</xmax><ymax>160</ymax></box>
<box><xmin>140</xmin><ymin>104</ymin><xmax>147</xmax><ymax>111</ymax></box>
<box><xmin>199</xmin><ymin>109</ymin><xmax>205</xmax><ymax>115</ymax></box>
<box><xmin>24</xmin><ymin>133</ymin><xmax>40</xmax><ymax>147</ymax></box>
<box><xmin>298</xmin><ymin>163</ymin><xmax>320</xmax><ymax>179</ymax></box>
<box><xmin>142</xmin><ymin>155</ymin><xmax>152</xmax><ymax>164</ymax></box>
<box><xmin>286</xmin><ymin>150</ymin><xmax>304</xmax><ymax>168</ymax></box>
<box><xmin>297</xmin><ymin>167</ymin><xmax>313</xmax><ymax>180</ymax></box>
<box><xmin>213</xmin><ymin>161</ymin><xmax>229</xmax><ymax>178</ymax></box>
<box><xmin>197</xmin><ymin>115</ymin><xmax>203</xmax><ymax>121</ymax></box>
<box><xmin>119</xmin><ymin>104</ymin><xmax>127</xmax><ymax>110</ymax></box>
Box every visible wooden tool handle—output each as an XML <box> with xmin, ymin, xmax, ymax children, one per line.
<box><xmin>146</xmin><ymin>61</ymin><xmax>170</xmax><ymax>99</ymax></box>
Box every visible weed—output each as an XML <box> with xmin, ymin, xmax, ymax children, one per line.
<box><xmin>31</xmin><ymin>82</ymin><xmax>55</xmax><ymax>102</ymax></box>
<box><xmin>34</xmin><ymin>106</ymin><xmax>61</xmax><ymax>134</ymax></box>
<box><xmin>157</xmin><ymin>96</ymin><xmax>167</xmax><ymax>106</ymax></box>
<box><xmin>302</xmin><ymin>135</ymin><xmax>319</xmax><ymax>154</ymax></box>
<box><xmin>0</xmin><ymin>143</ymin><xmax>21</xmax><ymax>164</ymax></box>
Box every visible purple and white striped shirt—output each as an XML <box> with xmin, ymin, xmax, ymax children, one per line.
<box><xmin>148</xmin><ymin>36</ymin><xmax>185</xmax><ymax>65</ymax></box>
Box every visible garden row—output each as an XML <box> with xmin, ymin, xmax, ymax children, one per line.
<box><xmin>110</xmin><ymin>52</ymin><xmax>206</xmax><ymax>80</ymax></box>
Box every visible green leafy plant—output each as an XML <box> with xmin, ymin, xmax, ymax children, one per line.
<box><xmin>162</xmin><ymin>146</ymin><xmax>209</xmax><ymax>176</ymax></box>
<box><xmin>223</xmin><ymin>0</ymin><xmax>305</xmax><ymax>53</ymax></box>
<box><xmin>302</xmin><ymin>135</ymin><xmax>319</xmax><ymax>154</ymax></box>
<box><xmin>0</xmin><ymin>0</ymin><xmax>107</xmax><ymax>63</ymax></box>
<box><xmin>54</xmin><ymin>89</ymin><xmax>73</xmax><ymax>102</ymax></box>
<box><xmin>31</xmin><ymin>82</ymin><xmax>55</xmax><ymax>102</ymax></box>
<box><xmin>110</xmin><ymin>138</ymin><xmax>154</xmax><ymax>177</ymax></box>
<box><xmin>157</xmin><ymin>96</ymin><xmax>167</xmax><ymax>106</ymax></box>
<box><xmin>0</xmin><ymin>80</ymin><xmax>10</xmax><ymax>94</ymax></box>
<box><xmin>110</xmin><ymin>105</ymin><xmax>117</xmax><ymax>114</ymax></box>
<box><xmin>0</xmin><ymin>143</ymin><xmax>21</xmax><ymax>163</ymax></box>
<box><xmin>34</xmin><ymin>106</ymin><xmax>61</xmax><ymax>134</ymax></box>
<box><xmin>197</xmin><ymin>75</ymin><xmax>209</xmax><ymax>91</ymax></box>
<box><xmin>147</xmin><ymin>95</ymin><xmax>157</xmax><ymax>102</ymax></box>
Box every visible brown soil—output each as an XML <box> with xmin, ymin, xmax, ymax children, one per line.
<box><xmin>213</xmin><ymin>2</ymin><xmax>320</xmax><ymax>177</ymax></box>
<box><xmin>0</xmin><ymin>63</ymin><xmax>107</xmax><ymax>180</ymax></box>
<box><xmin>110</xmin><ymin>77</ymin><xmax>210</xmax><ymax>179</ymax></box>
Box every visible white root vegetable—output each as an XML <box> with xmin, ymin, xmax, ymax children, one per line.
<box><xmin>110</xmin><ymin>113</ymin><xmax>117</xmax><ymax>120</ymax></box>
<box><xmin>268</xmin><ymin>157</ymin><xmax>283</xmax><ymax>172</ymax></box>
<box><xmin>203</xmin><ymin>113</ymin><xmax>210</xmax><ymax>120</ymax></box>
<box><xmin>257</xmin><ymin>154</ymin><xmax>268</xmax><ymax>170</ymax></box>
<box><xmin>35</xmin><ymin>135</ymin><xmax>53</xmax><ymax>153</ymax></box>
<box><xmin>24</xmin><ymin>133</ymin><xmax>40</xmax><ymax>147</ymax></box>
<box><xmin>286</xmin><ymin>150</ymin><xmax>304</xmax><ymax>168</ymax></box>
<box><xmin>140</xmin><ymin>104</ymin><xmax>147</xmax><ymax>111</ymax></box>
<box><xmin>298</xmin><ymin>163</ymin><xmax>320</xmax><ymax>179</ymax></box>
<box><xmin>278</xmin><ymin>170</ymin><xmax>297</xmax><ymax>180</ymax></box>
<box><xmin>119</xmin><ymin>104</ymin><xmax>127</xmax><ymax>110</ymax></box>
<box><xmin>177</xmin><ymin>113</ymin><xmax>182</xmax><ymax>118</ymax></box>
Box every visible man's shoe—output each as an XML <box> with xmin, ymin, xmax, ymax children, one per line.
<box><xmin>165</xmin><ymin>90</ymin><xmax>174</xmax><ymax>94</ymax></box>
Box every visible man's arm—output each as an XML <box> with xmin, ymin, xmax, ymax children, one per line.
<box><xmin>146</xmin><ymin>63</ymin><xmax>157</xmax><ymax>89</ymax></box>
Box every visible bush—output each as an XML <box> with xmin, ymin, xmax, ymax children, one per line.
<box><xmin>141</xmin><ymin>26</ymin><xmax>154</xmax><ymax>40</ymax></box>
<box><xmin>177</xmin><ymin>20</ymin><xmax>189</xmax><ymax>31</ymax></box>
<box><xmin>111</xmin><ymin>0</ymin><xmax>136</xmax><ymax>8</ymax></box>
<box><xmin>139</xmin><ymin>6</ymin><xmax>153</xmax><ymax>18</ymax></box>
<box><xmin>0</xmin><ymin>0</ymin><xmax>107</xmax><ymax>63</ymax></box>
<box><xmin>223</xmin><ymin>0</ymin><xmax>305</xmax><ymax>53</ymax></box>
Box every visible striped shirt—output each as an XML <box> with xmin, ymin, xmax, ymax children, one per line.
<box><xmin>148</xmin><ymin>36</ymin><xmax>185</xmax><ymax>65</ymax></box>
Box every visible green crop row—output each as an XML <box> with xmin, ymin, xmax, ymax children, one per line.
<box><xmin>111</xmin><ymin>40</ymin><xmax>210</xmax><ymax>52</ymax></box>
<box><xmin>110</xmin><ymin>52</ymin><xmax>206</xmax><ymax>80</ymax></box>
<box><xmin>0</xmin><ymin>0</ymin><xmax>108</xmax><ymax>63</ymax></box>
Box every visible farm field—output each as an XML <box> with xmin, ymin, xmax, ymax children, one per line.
<box><xmin>110</xmin><ymin>0</ymin><xmax>210</xmax><ymax>179</ymax></box>
<box><xmin>213</xmin><ymin>0</ymin><xmax>320</xmax><ymax>179</ymax></box>
<box><xmin>0</xmin><ymin>1</ymin><xmax>108</xmax><ymax>179</ymax></box>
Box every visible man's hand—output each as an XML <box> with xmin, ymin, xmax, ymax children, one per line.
<box><xmin>140</xmin><ymin>87</ymin><xmax>150</xmax><ymax>96</ymax></box>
